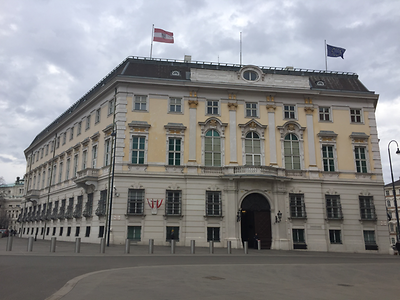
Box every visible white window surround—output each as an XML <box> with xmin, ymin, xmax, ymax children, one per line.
<box><xmin>127</xmin><ymin>121</ymin><xmax>151</xmax><ymax>171</ymax></box>
<box><xmin>277</xmin><ymin>121</ymin><xmax>306</xmax><ymax>171</ymax></box>
<box><xmin>283</xmin><ymin>104</ymin><xmax>297</xmax><ymax>120</ymax></box>
<box><xmin>349</xmin><ymin>132</ymin><xmax>370</xmax><ymax>175</ymax></box>
<box><xmin>168</xmin><ymin>97</ymin><xmax>183</xmax><ymax>113</ymax></box>
<box><xmin>164</xmin><ymin>123</ymin><xmax>186</xmax><ymax>170</ymax></box>
<box><xmin>350</xmin><ymin>108</ymin><xmax>363</xmax><ymax>123</ymax></box>
<box><xmin>238</xmin><ymin>119</ymin><xmax>267</xmax><ymax>166</ymax></box>
<box><xmin>238</xmin><ymin>65</ymin><xmax>264</xmax><ymax>83</ymax></box>
<box><xmin>318</xmin><ymin>106</ymin><xmax>332</xmax><ymax>122</ymax></box>
<box><xmin>206</xmin><ymin>99</ymin><xmax>220</xmax><ymax>116</ymax></box>
<box><xmin>245</xmin><ymin>102</ymin><xmax>259</xmax><ymax>118</ymax></box>
<box><xmin>317</xmin><ymin>131</ymin><xmax>338</xmax><ymax>173</ymax></box>
<box><xmin>199</xmin><ymin>117</ymin><xmax>227</xmax><ymax>167</ymax></box>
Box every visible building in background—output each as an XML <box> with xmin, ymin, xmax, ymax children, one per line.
<box><xmin>20</xmin><ymin>56</ymin><xmax>389</xmax><ymax>253</ymax></box>
<box><xmin>384</xmin><ymin>179</ymin><xmax>400</xmax><ymax>248</ymax></box>
<box><xmin>0</xmin><ymin>177</ymin><xmax>24</xmax><ymax>231</ymax></box>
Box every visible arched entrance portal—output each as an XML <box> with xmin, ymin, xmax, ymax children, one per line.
<box><xmin>240</xmin><ymin>193</ymin><xmax>272</xmax><ymax>249</ymax></box>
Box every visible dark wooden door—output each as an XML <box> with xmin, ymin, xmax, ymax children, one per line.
<box><xmin>254</xmin><ymin>211</ymin><xmax>272</xmax><ymax>249</ymax></box>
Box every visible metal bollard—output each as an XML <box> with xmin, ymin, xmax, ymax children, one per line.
<box><xmin>148</xmin><ymin>239</ymin><xmax>154</xmax><ymax>254</ymax></box>
<box><xmin>227</xmin><ymin>241</ymin><xmax>232</xmax><ymax>254</ymax></box>
<box><xmin>257</xmin><ymin>240</ymin><xmax>261</xmax><ymax>250</ymax></box>
<box><xmin>75</xmin><ymin>237</ymin><xmax>81</xmax><ymax>253</ymax></box>
<box><xmin>125</xmin><ymin>239</ymin><xmax>130</xmax><ymax>254</ymax></box>
<box><xmin>50</xmin><ymin>237</ymin><xmax>56</xmax><ymax>252</ymax></box>
<box><xmin>6</xmin><ymin>235</ymin><xmax>13</xmax><ymax>251</ymax></box>
<box><xmin>209</xmin><ymin>241</ymin><xmax>214</xmax><ymax>254</ymax></box>
<box><xmin>27</xmin><ymin>237</ymin><xmax>34</xmax><ymax>252</ymax></box>
<box><xmin>244</xmin><ymin>241</ymin><xmax>248</xmax><ymax>254</ymax></box>
<box><xmin>100</xmin><ymin>238</ymin><xmax>106</xmax><ymax>253</ymax></box>
<box><xmin>171</xmin><ymin>239</ymin><xmax>176</xmax><ymax>254</ymax></box>
<box><xmin>190</xmin><ymin>240</ymin><xmax>195</xmax><ymax>254</ymax></box>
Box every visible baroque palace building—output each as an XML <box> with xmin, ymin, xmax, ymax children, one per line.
<box><xmin>20</xmin><ymin>56</ymin><xmax>389</xmax><ymax>253</ymax></box>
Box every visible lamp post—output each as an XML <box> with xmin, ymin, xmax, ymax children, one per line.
<box><xmin>388</xmin><ymin>140</ymin><xmax>400</xmax><ymax>251</ymax></box>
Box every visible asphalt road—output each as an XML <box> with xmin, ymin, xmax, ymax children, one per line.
<box><xmin>1</xmin><ymin>237</ymin><xmax>399</xmax><ymax>300</ymax></box>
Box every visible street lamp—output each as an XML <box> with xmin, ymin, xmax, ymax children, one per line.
<box><xmin>388</xmin><ymin>140</ymin><xmax>400</xmax><ymax>252</ymax></box>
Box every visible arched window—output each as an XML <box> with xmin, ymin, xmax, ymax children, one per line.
<box><xmin>205</xmin><ymin>129</ymin><xmax>221</xmax><ymax>166</ymax></box>
<box><xmin>245</xmin><ymin>132</ymin><xmax>261</xmax><ymax>165</ymax></box>
<box><xmin>284</xmin><ymin>133</ymin><xmax>300</xmax><ymax>170</ymax></box>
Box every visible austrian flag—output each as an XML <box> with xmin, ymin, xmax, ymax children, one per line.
<box><xmin>153</xmin><ymin>28</ymin><xmax>174</xmax><ymax>43</ymax></box>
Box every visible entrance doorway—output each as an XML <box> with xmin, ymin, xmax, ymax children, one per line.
<box><xmin>240</xmin><ymin>193</ymin><xmax>272</xmax><ymax>249</ymax></box>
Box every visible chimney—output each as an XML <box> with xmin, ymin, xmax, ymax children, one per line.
<box><xmin>184</xmin><ymin>55</ymin><xmax>192</xmax><ymax>63</ymax></box>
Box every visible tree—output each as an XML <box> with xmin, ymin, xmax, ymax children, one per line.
<box><xmin>0</xmin><ymin>193</ymin><xmax>10</xmax><ymax>229</ymax></box>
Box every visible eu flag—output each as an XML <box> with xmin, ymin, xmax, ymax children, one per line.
<box><xmin>327</xmin><ymin>44</ymin><xmax>346</xmax><ymax>59</ymax></box>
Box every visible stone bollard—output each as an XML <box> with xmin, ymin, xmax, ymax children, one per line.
<box><xmin>75</xmin><ymin>237</ymin><xmax>81</xmax><ymax>253</ymax></box>
<box><xmin>125</xmin><ymin>239</ymin><xmax>130</xmax><ymax>254</ymax></box>
<box><xmin>244</xmin><ymin>241</ymin><xmax>248</xmax><ymax>254</ymax></box>
<box><xmin>50</xmin><ymin>237</ymin><xmax>56</xmax><ymax>252</ymax></box>
<box><xmin>227</xmin><ymin>241</ymin><xmax>232</xmax><ymax>254</ymax></box>
<box><xmin>100</xmin><ymin>238</ymin><xmax>106</xmax><ymax>253</ymax></box>
<box><xmin>148</xmin><ymin>239</ymin><xmax>154</xmax><ymax>254</ymax></box>
<box><xmin>27</xmin><ymin>237</ymin><xmax>34</xmax><ymax>252</ymax></box>
<box><xmin>209</xmin><ymin>241</ymin><xmax>214</xmax><ymax>254</ymax></box>
<box><xmin>190</xmin><ymin>240</ymin><xmax>195</xmax><ymax>254</ymax></box>
<box><xmin>6</xmin><ymin>235</ymin><xmax>13</xmax><ymax>251</ymax></box>
<box><xmin>171</xmin><ymin>239</ymin><xmax>176</xmax><ymax>254</ymax></box>
<box><xmin>257</xmin><ymin>240</ymin><xmax>261</xmax><ymax>250</ymax></box>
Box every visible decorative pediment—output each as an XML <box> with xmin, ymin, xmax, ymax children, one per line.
<box><xmin>128</xmin><ymin>121</ymin><xmax>151</xmax><ymax>133</ymax></box>
<box><xmin>102</xmin><ymin>124</ymin><xmax>114</xmax><ymax>136</ymax></box>
<box><xmin>90</xmin><ymin>132</ymin><xmax>100</xmax><ymax>142</ymax></box>
<box><xmin>164</xmin><ymin>123</ymin><xmax>187</xmax><ymax>135</ymax></box>
<box><xmin>81</xmin><ymin>138</ymin><xmax>90</xmax><ymax>147</ymax></box>
<box><xmin>239</xmin><ymin>119</ymin><xmax>267</xmax><ymax>138</ymax></box>
<box><xmin>199</xmin><ymin>117</ymin><xmax>228</xmax><ymax>136</ymax></box>
<box><xmin>277</xmin><ymin>121</ymin><xmax>306</xmax><ymax>140</ymax></box>
<box><xmin>317</xmin><ymin>130</ymin><xmax>338</xmax><ymax>142</ymax></box>
<box><xmin>350</xmin><ymin>132</ymin><xmax>369</xmax><ymax>143</ymax></box>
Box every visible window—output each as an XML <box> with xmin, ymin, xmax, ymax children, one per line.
<box><xmin>355</xmin><ymin>147</ymin><xmax>367</xmax><ymax>173</ymax></box>
<box><xmin>46</xmin><ymin>144</ymin><xmax>49</xmax><ymax>155</ymax></box>
<box><xmin>70</xmin><ymin>127</ymin><xmax>74</xmax><ymax>140</ymax></box>
<box><xmin>56</xmin><ymin>137</ymin><xmax>60</xmax><ymax>149</ymax></box>
<box><xmin>326</xmin><ymin>195</ymin><xmax>343</xmax><ymax>219</ymax></box>
<box><xmin>243</xmin><ymin>70</ymin><xmax>258</xmax><ymax>81</ymax></box>
<box><xmin>245</xmin><ymin>132</ymin><xmax>261</xmax><ymax>165</ymax></box>
<box><xmin>77</xmin><ymin>122</ymin><xmax>82</xmax><ymax>135</ymax></box>
<box><xmin>127</xmin><ymin>189</ymin><xmax>144</xmax><ymax>214</ymax></box>
<box><xmin>292</xmin><ymin>229</ymin><xmax>307</xmax><ymax>249</ymax></box>
<box><xmin>387</xmin><ymin>200</ymin><xmax>391</xmax><ymax>207</ymax></box>
<box><xmin>386</xmin><ymin>190</ymin><xmax>390</xmax><ymax>196</ymax></box>
<box><xmin>42</xmin><ymin>171</ymin><xmax>46</xmax><ymax>189</ymax></box>
<box><xmin>83</xmin><ymin>193</ymin><xmax>93</xmax><ymax>217</ymax></box>
<box><xmin>86</xmin><ymin>115</ymin><xmax>91</xmax><ymax>130</ymax></box>
<box><xmin>363</xmin><ymin>230</ymin><xmax>378</xmax><ymax>250</ymax></box>
<box><xmin>329</xmin><ymin>230</ymin><xmax>342</xmax><ymax>244</ymax></box>
<box><xmin>207</xmin><ymin>100</ymin><xmax>219</xmax><ymax>115</ymax></box>
<box><xmin>284</xmin><ymin>134</ymin><xmax>300</xmax><ymax>170</ymax></box>
<box><xmin>166</xmin><ymin>226</ymin><xmax>179</xmax><ymax>241</ymax></box>
<box><xmin>389</xmin><ymin>223</ymin><xmax>395</xmax><ymax>232</ymax></box>
<box><xmin>350</xmin><ymin>108</ymin><xmax>362</xmax><ymax>123</ymax></box>
<box><xmin>206</xmin><ymin>191</ymin><xmax>221</xmax><ymax>216</ymax></box>
<box><xmin>319</xmin><ymin>107</ymin><xmax>331</xmax><ymax>121</ymax></box>
<box><xmin>284</xmin><ymin>105</ymin><xmax>296</xmax><ymax>119</ymax></box>
<box><xmin>359</xmin><ymin>196</ymin><xmax>376</xmax><ymax>220</ymax></box>
<box><xmin>67</xmin><ymin>227</ymin><xmax>71</xmax><ymax>237</ymax></box>
<box><xmin>63</xmin><ymin>132</ymin><xmax>66</xmax><ymax>145</ymax></box>
<box><xmin>166</xmin><ymin>190</ymin><xmax>182</xmax><ymax>215</ymax></box>
<box><xmin>169</xmin><ymin>97</ymin><xmax>182</xmax><ymax>113</ymax></box>
<box><xmin>59</xmin><ymin>227</ymin><xmax>63</xmax><ymax>236</ymax></box>
<box><xmin>290</xmin><ymin>194</ymin><xmax>306</xmax><ymax>218</ymax></box>
<box><xmin>85</xmin><ymin>226</ymin><xmax>91</xmax><ymax>237</ymax></box>
<box><xmin>131</xmin><ymin>136</ymin><xmax>145</xmax><ymax>164</ymax></box>
<box><xmin>73</xmin><ymin>154</ymin><xmax>79</xmax><ymax>177</ymax></box>
<box><xmin>92</xmin><ymin>145</ymin><xmax>98</xmax><ymax>168</ymax></box>
<box><xmin>75</xmin><ymin>226</ymin><xmax>80</xmax><ymax>237</ymax></box>
<box><xmin>99</xmin><ymin>226</ymin><xmax>104</xmax><ymax>238</ymax></box>
<box><xmin>65</xmin><ymin>158</ymin><xmax>70</xmax><ymax>180</ymax></box>
<box><xmin>127</xmin><ymin>226</ymin><xmax>141</xmax><ymax>241</ymax></box>
<box><xmin>207</xmin><ymin>227</ymin><xmax>220</xmax><ymax>242</ymax></box>
<box><xmin>205</xmin><ymin>130</ymin><xmax>221</xmax><ymax>166</ymax></box>
<box><xmin>95</xmin><ymin>108</ymin><xmax>101</xmax><ymax>123</ymax></box>
<box><xmin>52</xmin><ymin>164</ymin><xmax>57</xmax><ymax>185</ymax></box>
<box><xmin>41</xmin><ymin>148</ymin><xmax>44</xmax><ymax>158</ymax></box>
<box><xmin>134</xmin><ymin>95</ymin><xmax>147</xmax><ymax>111</ymax></box>
<box><xmin>108</xmin><ymin>99</ymin><xmax>115</xmax><ymax>115</ymax></box>
<box><xmin>58</xmin><ymin>162</ymin><xmax>63</xmax><ymax>183</ymax></box>
<box><xmin>168</xmin><ymin>138</ymin><xmax>181</xmax><ymax>165</ymax></box>
<box><xmin>322</xmin><ymin>145</ymin><xmax>335</xmax><ymax>172</ymax></box>
<box><xmin>104</xmin><ymin>139</ymin><xmax>111</xmax><ymax>166</ymax></box>
<box><xmin>245</xmin><ymin>103</ymin><xmax>258</xmax><ymax>117</ymax></box>
<box><xmin>82</xmin><ymin>150</ymin><xmax>87</xmax><ymax>170</ymax></box>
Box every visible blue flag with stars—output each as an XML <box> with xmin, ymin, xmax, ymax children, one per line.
<box><xmin>327</xmin><ymin>44</ymin><xmax>346</xmax><ymax>59</ymax></box>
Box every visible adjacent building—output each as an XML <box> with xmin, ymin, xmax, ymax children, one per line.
<box><xmin>20</xmin><ymin>56</ymin><xmax>389</xmax><ymax>253</ymax></box>
<box><xmin>0</xmin><ymin>177</ymin><xmax>24</xmax><ymax>231</ymax></box>
<box><xmin>384</xmin><ymin>179</ymin><xmax>400</xmax><ymax>248</ymax></box>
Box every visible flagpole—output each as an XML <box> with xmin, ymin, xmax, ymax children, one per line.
<box><xmin>150</xmin><ymin>24</ymin><xmax>154</xmax><ymax>59</ymax></box>
<box><xmin>240</xmin><ymin>32</ymin><xmax>242</xmax><ymax>66</ymax></box>
<box><xmin>324</xmin><ymin>39</ymin><xmax>328</xmax><ymax>72</ymax></box>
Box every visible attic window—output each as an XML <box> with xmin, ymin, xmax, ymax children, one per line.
<box><xmin>171</xmin><ymin>70</ymin><xmax>181</xmax><ymax>76</ymax></box>
<box><xmin>316</xmin><ymin>80</ymin><xmax>325</xmax><ymax>86</ymax></box>
<box><xmin>243</xmin><ymin>70</ymin><xmax>259</xmax><ymax>81</ymax></box>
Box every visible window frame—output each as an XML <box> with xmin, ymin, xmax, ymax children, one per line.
<box><xmin>354</xmin><ymin>146</ymin><xmax>368</xmax><ymax>173</ymax></box>
<box><xmin>206</xmin><ymin>191</ymin><xmax>222</xmax><ymax>216</ymax></box>
<box><xmin>133</xmin><ymin>95</ymin><xmax>148</xmax><ymax>112</ymax></box>
<box><xmin>169</xmin><ymin>97</ymin><xmax>183</xmax><ymax>113</ymax></box>
<box><xmin>167</xmin><ymin>137</ymin><xmax>182</xmax><ymax>166</ymax></box>
<box><xmin>244</xmin><ymin>131</ymin><xmax>262</xmax><ymax>166</ymax></box>
<box><xmin>289</xmin><ymin>193</ymin><xmax>306</xmax><ymax>218</ymax></box>
<box><xmin>319</xmin><ymin>106</ymin><xmax>332</xmax><ymax>122</ymax></box>
<box><xmin>127</xmin><ymin>189</ymin><xmax>144</xmax><ymax>215</ymax></box>
<box><xmin>131</xmin><ymin>136</ymin><xmax>146</xmax><ymax>165</ymax></box>
<box><xmin>85</xmin><ymin>115</ymin><xmax>91</xmax><ymax>130</ymax></box>
<box><xmin>206</xmin><ymin>100</ymin><xmax>220</xmax><ymax>116</ymax></box>
<box><xmin>329</xmin><ymin>229</ymin><xmax>342</xmax><ymax>244</ymax></box>
<box><xmin>284</xmin><ymin>133</ymin><xmax>301</xmax><ymax>170</ymax></box>
<box><xmin>359</xmin><ymin>196</ymin><xmax>376</xmax><ymax>220</ymax></box>
<box><xmin>204</xmin><ymin>129</ymin><xmax>222</xmax><ymax>167</ymax></box>
<box><xmin>207</xmin><ymin>227</ymin><xmax>221</xmax><ymax>242</ymax></box>
<box><xmin>350</xmin><ymin>108</ymin><xmax>363</xmax><ymax>123</ymax></box>
<box><xmin>95</xmin><ymin>108</ymin><xmax>101</xmax><ymax>124</ymax></box>
<box><xmin>165</xmin><ymin>190</ymin><xmax>182</xmax><ymax>216</ymax></box>
<box><xmin>321</xmin><ymin>145</ymin><xmax>336</xmax><ymax>172</ymax></box>
<box><xmin>284</xmin><ymin>105</ymin><xmax>296</xmax><ymax>119</ymax></box>
<box><xmin>326</xmin><ymin>195</ymin><xmax>343</xmax><ymax>219</ymax></box>
<box><xmin>245</xmin><ymin>102</ymin><xmax>258</xmax><ymax>118</ymax></box>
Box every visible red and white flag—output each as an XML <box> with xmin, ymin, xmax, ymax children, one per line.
<box><xmin>153</xmin><ymin>28</ymin><xmax>174</xmax><ymax>43</ymax></box>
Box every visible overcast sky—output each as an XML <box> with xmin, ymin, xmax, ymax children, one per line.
<box><xmin>1</xmin><ymin>0</ymin><xmax>399</xmax><ymax>185</ymax></box>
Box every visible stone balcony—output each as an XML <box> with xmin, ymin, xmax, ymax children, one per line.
<box><xmin>25</xmin><ymin>189</ymin><xmax>40</xmax><ymax>202</ymax></box>
<box><xmin>74</xmin><ymin>168</ymin><xmax>99</xmax><ymax>192</ymax></box>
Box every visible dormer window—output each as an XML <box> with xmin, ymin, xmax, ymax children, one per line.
<box><xmin>171</xmin><ymin>70</ymin><xmax>180</xmax><ymax>76</ymax></box>
<box><xmin>316</xmin><ymin>80</ymin><xmax>325</xmax><ymax>86</ymax></box>
<box><xmin>243</xmin><ymin>70</ymin><xmax>258</xmax><ymax>81</ymax></box>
